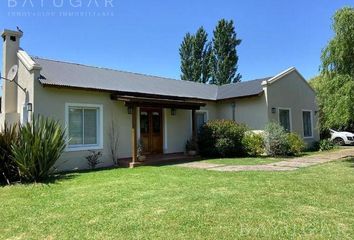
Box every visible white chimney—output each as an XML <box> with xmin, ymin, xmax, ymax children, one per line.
<box><xmin>1</xmin><ymin>29</ymin><xmax>23</xmax><ymax>114</ymax></box>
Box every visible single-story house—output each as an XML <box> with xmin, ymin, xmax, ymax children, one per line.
<box><xmin>0</xmin><ymin>29</ymin><xmax>319</xmax><ymax>171</ymax></box>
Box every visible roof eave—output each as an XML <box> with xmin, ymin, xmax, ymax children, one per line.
<box><xmin>216</xmin><ymin>91</ymin><xmax>264</xmax><ymax>102</ymax></box>
<box><xmin>40</xmin><ymin>82</ymin><xmax>215</xmax><ymax>102</ymax></box>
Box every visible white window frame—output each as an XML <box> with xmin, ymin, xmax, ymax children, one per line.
<box><xmin>302</xmin><ymin>109</ymin><xmax>313</xmax><ymax>139</ymax></box>
<box><xmin>277</xmin><ymin>107</ymin><xmax>292</xmax><ymax>132</ymax></box>
<box><xmin>65</xmin><ymin>103</ymin><xmax>103</xmax><ymax>152</ymax></box>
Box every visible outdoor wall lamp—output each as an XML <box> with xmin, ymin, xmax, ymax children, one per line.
<box><xmin>271</xmin><ymin>107</ymin><xmax>277</xmax><ymax>114</ymax></box>
<box><xmin>171</xmin><ymin>108</ymin><xmax>176</xmax><ymax>116</ymax></box>
<box><xmin>27</xmin><ymin>103</ymin><xmax>32</xmax><ymax>112</ymax></box>
<box><xmin>127</xmin><ymin>106</ymin><xmax>132</xmax><ymax>114</ymax></box>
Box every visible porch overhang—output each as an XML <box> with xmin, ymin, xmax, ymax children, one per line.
<box><xmin>111</xmin><ymin>93</ymin><xmax>206</xmax><ymax>110</ymax></box>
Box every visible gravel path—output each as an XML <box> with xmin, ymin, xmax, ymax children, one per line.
<box><xmin>177</xmin><ymin>147</ymin><xmax>354</xmax><ymax>172</ymax></box>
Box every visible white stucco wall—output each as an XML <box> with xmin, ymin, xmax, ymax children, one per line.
<box><xmin>164</xmin><ymin>108</ymin><xmax>192</xmax><ymax>154</ymax></box>
<box><xmin>33</xmin><ymin>86</ymin><xmax>219</xmax><ymax>171</ymax></box>
<box><xmin>34</xmin><ymin>87</ymin><xmax>132</xmax><ymax>171</ymax></box>
<box><xmin>266</xmin><ymin>70</ymin><xmax>320</xmax><ymax>143</ymax></box>
<box><xmin>216</xmin><ymin>95</ymin><xmax>269</xmax><ymax>130</ymax></box>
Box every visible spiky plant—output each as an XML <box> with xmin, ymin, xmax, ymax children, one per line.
<box><xmin>0</xmin><ymin>123</ymin><xmax>19</xmax><ymax>185</ymax></box>
<box><xmin>12</xmin><ymin>116</ymin><xmax>66</xmax><ymax>182</ymax></box>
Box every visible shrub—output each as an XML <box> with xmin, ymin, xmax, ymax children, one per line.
<box><xmin>286</xmin><ymin>132</ymin><xmax>305</xmax><ymax>156</ymax></box>
<box><xmin>319</xmin><ymin>139</ymin><xmax>335</xmax><ymax>151</ymax></box>
<box><xmin>198</xmin><ymin>120</ymin><xmax>247</xmax><ymax>157</ymax></box>
<box><xmin>12</xmin><ymin>116</ymin><xmax>66</xmax><ymax>182</ymax></box>
<box><xmin>86</xmin><ymin>150</ymin><xmax>102</xmax><ymax>169</ymax></box>
<box><xmin>264</xmin><ymin>122</ymin><xmax>289</xmax><ymax>156</ymax></box>
<box><xmin>242</xmin><ymin>131</ymin><xmax>265</xmax><ymax>156</ymax></box>
<box><xmin>0</xmin><ymin>123</ymin><xmax>19</xmax><ymax>185</ymax></box>
<box><xmin>306</xmin><ymin>141</ymin><xmax>320</xmax><ymax>151</ymax></box>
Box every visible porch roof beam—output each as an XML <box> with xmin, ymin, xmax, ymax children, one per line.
<box><xmin>112</xmin><ymin>95</ymin><xmax>206</xmax><ymax>110</ymax></box>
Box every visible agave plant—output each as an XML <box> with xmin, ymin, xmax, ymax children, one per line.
<box><xmin>0</xmin><ymin>123</ymin><xmax>19</xmax><ymax>185</ymax></box>
<box><xmin>12</xmin><ymin>116</ymin><xmax>66</xmax><ymax>182</ymax></box>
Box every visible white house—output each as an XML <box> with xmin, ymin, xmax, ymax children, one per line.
<box><xmin>0</xmin><ymin>29</ymin><xmax>319</xmax><ymax>170</ymax></box>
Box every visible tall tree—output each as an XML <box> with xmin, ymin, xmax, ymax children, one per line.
<box><xmin>180</xmin><ymin>27</ymin><xmax>212</xmax><ymax>83</ymax></box>
<box><xmin>314</xmin><ymin>7</ymin><xmax>354</xmax><ymax>131</ymax></box>
<box><xmin>201</xmin><ymin>42</ymin><xmax>212</xmax><ymax>83</ymax></box>
<box><xmin>321</xmin><ymin>7</ymin><xmax>354</xmax><ymax>77</ymax></box>
<box><xmin>179</xmin><ymin>33</ymin><xmax>194</xmax><ymax>81</ymax></box>
<box><xmin>211</xmin><ymin>19</ymin><xmax>242</xmax><ymax>85</ymax></box>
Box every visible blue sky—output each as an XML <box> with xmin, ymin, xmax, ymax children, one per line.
<box><xmin>0</xmin><ymin>0</ymin><xmax>353</xmax><ymax>81</ymax></box>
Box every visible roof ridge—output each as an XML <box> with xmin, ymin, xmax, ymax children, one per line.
<box><xmin>32</xmin><ymin>56</ymin><xmax>218</xmax><ymax>89</ymax></box>
<box><xmin>218</xmin><ymin>77</ymin><xmax>273</xmax><ymax>88</ymax></box>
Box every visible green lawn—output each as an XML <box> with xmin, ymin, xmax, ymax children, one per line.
<box><xmin>201</xmin><ymin>157</ymin><xmax>282</xmax><ymax>165</ymax></box>
<box><xmin>0</xmin><ymin>158</ymin><xmax>353</xmax><ymax>239</ymax></box>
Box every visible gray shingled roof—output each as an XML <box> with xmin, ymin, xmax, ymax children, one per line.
<box><xmin>217</xmin><ymin>77</ymin><xmax>271</xmax><ymax>100</ymax></box>
<box><xmin>34</xmin><ymin>57</ymin><xmax>271</xmax><ymax>101</ymax></box>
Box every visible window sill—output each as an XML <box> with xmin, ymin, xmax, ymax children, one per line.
<box><xmin>65</xmin><ymin>145</ymin><xmax>103</xmax><ymax>152</ymax></box>
<box><xmin>303</xmin><ymin>136</ymin><xmax>314</xmax><ymax>139</ymax></box>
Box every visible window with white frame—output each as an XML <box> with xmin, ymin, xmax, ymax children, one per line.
<box><xmin>302</xmin><ymin>110</ymin><xmax>313</xmax><ymax>138</ymax></box>
<box><xmin>278</xmin><ymin>108</ymin><xmax>291</xmax><ymax>132</ymax></box>
<box><xmin>66</xmin><ymin>104</ymin><xmax>103</xmax><ymax>150</ymax></box>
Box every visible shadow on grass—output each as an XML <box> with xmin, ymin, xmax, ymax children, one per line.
<box><xmin>0</xmin><ymin>173</ymin><xmax>78</xmax><ymax>187</ymax></box>
<box><xmin>0</xmin><ymin>166</ymin><xmax>126</xmax><ymax>187</ymax></box>
<box><xmin>344</xmin><ymin>157</ymin><xmax>354</xmax><ymax>168</ymax></box>
<box><xmin>147</xmin><ymin>158</ymin><xmax>201</xmax><ymax>167</ymax></box>
<box><xmin>41</xmin><ymin>173</ymin><xmax>79</xmax><ymax>184</ymax></box>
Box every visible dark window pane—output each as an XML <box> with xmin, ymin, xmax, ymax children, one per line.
<box><xmin>84</xmin><ymin>109</ymin><xmax>97</xmax><ymax>144</ymax></box>
<box><xmin>303</xmin><ymin>111</ymin><xmax>312</xmax><ymax>137</ymax></box>
<box><xmin>279</xmin><ymin>109</ymin><xmax>290</xmax><ymax>132</ymax></box>
<box><xmin>69</xmin><ymin>108</ymin><xmax>83</xmax><ymax>145</ymax></box>
<box><xmin>196</xmin><ymin>112</ymin><xmax>206</xmax><ymax>131</ymax></box>
<box><xmin>152</xmin><ymin>112</ymin><xmax>160</xmax><ymax>133</ymax></box>
<box><xmin>140</xmin><ymin>111</ymin><xmax>149</xmax><ymax>134</ymax></box>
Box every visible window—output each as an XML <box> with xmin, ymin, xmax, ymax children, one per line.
<box><xmin>66</xmin><ymin>103</ymin><xmax>103</xmax><ymax>151</ymax></box>
<box><xmin>302</xmin><ymin>110</ymin><xmax>313</xmax><ymax>138</ymax></box>
<box><xmin>278</xmin><ymin>108</ymin><xmax>291</xmax><ymax>132</ymax></box>
<box><xmin>196</xmin><ymin>111</ymin><xmax>208</xmax><ymax>132</ymax></box>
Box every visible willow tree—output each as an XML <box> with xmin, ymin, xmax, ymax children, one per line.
<box><xmin>315</xmin><ymin>7</ymin><xmax>354</xmax><ymax>131</ymax></box>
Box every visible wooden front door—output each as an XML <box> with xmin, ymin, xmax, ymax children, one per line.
<box><xmin>140</xmin><ymin>108</ymin><xmax>163</xmax><ymax>155</ymax></box>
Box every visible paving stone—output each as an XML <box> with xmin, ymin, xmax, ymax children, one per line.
<box><xmin>178</xmin><ymin>162</ymin><xmax>223</xmax><ymax>169</ymax></box>
<box><xmin>176</xmin><ymin>147</ymin><xmax>354</xmax><ymax>172</ymax></box>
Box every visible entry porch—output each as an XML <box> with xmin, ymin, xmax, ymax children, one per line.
<box><xmin>111</xmin><ymin>93</ymin><xmax>206</xmax><ymax>167</ymax></box>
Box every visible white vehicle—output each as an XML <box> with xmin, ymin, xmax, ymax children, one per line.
<box><xmin>330</xmin><ymin>129</ymin><xmax>354</xmax><ymax>145</ymax></box>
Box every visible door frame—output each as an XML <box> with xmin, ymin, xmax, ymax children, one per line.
<box><xmin>139</xmin><ymin>107</ymin><xmax>163</xmax><ymax>155</ymax></box>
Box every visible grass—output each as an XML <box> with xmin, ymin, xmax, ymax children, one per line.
<box><xmin>0</xmin><ymin>158</ymin><xmax>353</xmax><ymax>239</ymax></box>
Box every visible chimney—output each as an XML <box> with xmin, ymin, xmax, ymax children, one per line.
<box><xmin>1</xmin><ymin>29</ymin><xmax>22</xmax><ymax>114</ymax></box>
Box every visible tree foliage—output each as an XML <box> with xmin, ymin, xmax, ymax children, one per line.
<box><xmin>211</xmin><ymin>19</ymin><xmax>242</xmax><ymax>85</ymax></box>
<box><xmin>313</xmin><ymin>7</ymin><xmax>354</xmax><ymax>131</ymax></box>
<box><xmin>180</xmin><ymin>20</ymin><xmax>242</xmax><ymax>85</ymax></box>
<box><xmin>179</xmin><ymin>33</ymin><xmax>194</xmax><ymax>81</ymax></box>
<box><xmin>180</xmin><ymin>27</ymin><xmax>212</xmax><ymax>83</ymax></box>
<box><xmin>310</xmin><ymin>74</ymin><xmax>354</xmax><ymax>130</ymax></box>
<box><xmin>321</xmin><ymin>7</ymin><xmax>354</xmax><ymax>77</ymax></box>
